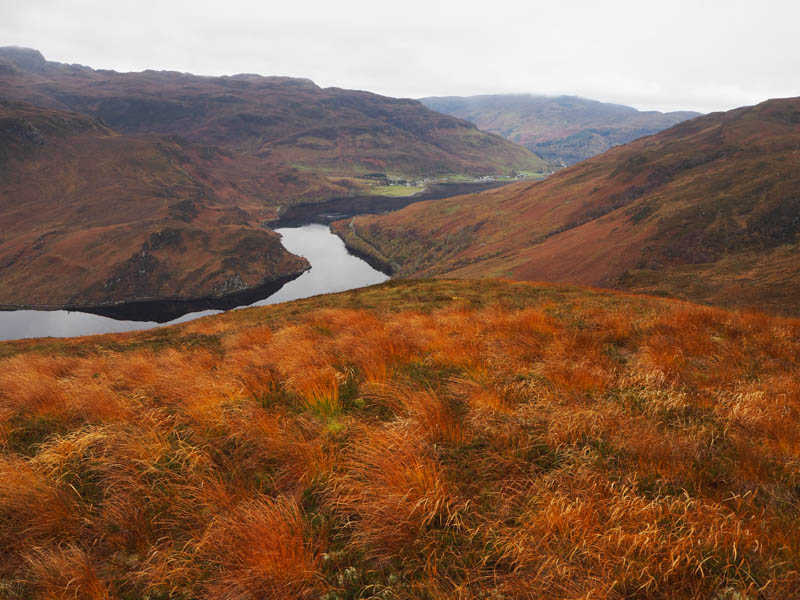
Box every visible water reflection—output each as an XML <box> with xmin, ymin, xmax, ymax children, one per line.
<box><xmin>0</xmin><ymin>224</ymin><xmax>389</xmax><ymax>341</ymax></box>
<box><xmin>0</xmin><ymin>310</ymin><xmax>161</xmax><ymax>341</ymax></box>
<box><xmin>253</xmin><ymin>224</ymin><xmax>389</xmax><ymax>305</ymax></box>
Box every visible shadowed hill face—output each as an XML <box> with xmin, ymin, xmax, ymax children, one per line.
<box><xmin>0</xmin><ymin>102</ymin><xmax>329</xmax><ymax>308</ymax></box>
<box><xmin>336</xmin><ymin>97</ymin><xmax>800</xmax><ymax>316</ymax></box>
<box><xmin>0</xmin><ymin>47</ymin><xmax>547</xmax><ymax>177</ymax></box>
<box><xmin>421</xmin><ymin>94</ymin><xmax>700</xmax><ymax>165</ymax></box>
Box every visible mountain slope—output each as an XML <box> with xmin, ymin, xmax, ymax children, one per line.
<box><xmin>0</xmin><ymin>101</ymin><xmax>340</xmax><ymax>313</ymax></box>
<box><xmin>335</xmin><ymin>97</ymin><xmax>800</xmax><ymax>315</ymax></box>
<box><xmin>1</xmin><ymin>279</ymin><xmax>799</xmax><ymax>598</ymax></box>
<box><xmin>0</xmin><ymin>47</ymin><xmax>547</xmax><ymax>178</ymax></box>
<box><xmin>421</xmin><ymin>94</ymin><xmax>700</xmax><ymax>165</ymax></box>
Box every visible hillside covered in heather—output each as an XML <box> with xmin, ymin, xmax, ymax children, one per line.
<box><xmin>336</xmin><ymin>97</ymin><xmax>800</xmax><ymax>316</ymax></box>
<box><xmin>421</xmin><ymin>94</ymin><xmax>700</xmax><ymax>165</ymax></box>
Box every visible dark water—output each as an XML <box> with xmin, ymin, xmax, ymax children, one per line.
<box><xmin>0</xmin><ymin>224</ymin><xmax>388</xmax><ymax>341</ymax></box>
<box><xmin>270</xmin><ymin>181</ymin><xmax>511</xmax><ymax>227</ymax></box>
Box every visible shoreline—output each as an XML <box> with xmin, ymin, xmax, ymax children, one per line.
<box><xmin>0</xmin><ymin>269</ymin><xmax>307</xmax><ymax>323</ymax></box>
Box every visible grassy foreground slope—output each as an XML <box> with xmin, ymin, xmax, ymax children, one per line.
<box><xmin>0</xmin><ymin>46</ymin><xmax>547</xmax><ymax>179</ymax></box>
<box><xmin>337</xmin><ymin>97</ymin><xmax>800</xmax><ymax>316</ymax></box>
<box><xmin>2</xmin><ymin>279</ymin><xmax>800</xmax><ymax>598</ymax></box>
<box><xmin>0</xmin><ymin>102</ymin><xmax>338</xmax><ymax>309</ymax></box>
<box><xmin>421</xmin><ymin>94</ymin><xmax>700</xmax><ymax>165</ymax></box>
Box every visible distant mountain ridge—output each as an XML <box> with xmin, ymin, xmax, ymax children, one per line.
<box><xmin>0</xmin><ymin>46</ymin><xmax>547</xmax><ymax>178</ymax></box>
<box><xmin>420</xmin><ymin>94</ymin><xmax>700</xmax><ymax>165</ymax></box>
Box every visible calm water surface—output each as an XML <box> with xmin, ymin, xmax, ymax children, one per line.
<box><xmin>0</xmin><ymin>224</ymin><xmax>388</xmax><ymax>341</ymax></box>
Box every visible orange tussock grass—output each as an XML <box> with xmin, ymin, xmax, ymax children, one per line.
<box><xmin>496</xmin><ymin>469</ymin><xmax>771</xmax><ymax>598</ymax></box>
<box><xmin>195</xmin><ymin>496</ymin><xmax>322</xmax><ymax>600</ymax></box>
<box><xmin>0</xmin><ymin>280</ymin><xmax>799</xmax><ymax>597</ymax></box>
<box><xmin>226</xmin><ymin>405</ymin><xmax>333</xmax><ymax>493</ymax></box>
<box><xmin>0</xmin><ymin>354</ymin><xmax>73</xmax><ymax>416</ymax></box>
<box><xmin>0</xmin><ymin>457</ymin><xmax>78</xmax><ymax>564</ymax></box>
<box><xmin>23</xmin><ymin>544</ymin><xmax>112</xmax><ymax>600</ymax></box>
<box><xmin>332</xmin><ymin>426</ymin><xmax>467</xmax><ymax>564</ymax></box>
<box><xmin>365</xmin><ymin>382</ymin><xmax>466</xmax><ymax>444</ymax></box>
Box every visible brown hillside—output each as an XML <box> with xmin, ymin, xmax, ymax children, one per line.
<box><xmin>0</xmin><ymin>102</ymin><xmax>340</xmax><ymax>310</ymax></box>
<box><xmin>0</xmin><ymin>47</ymin><xmax>547</xmax><ymax>178</ymax></box>
<box><xmin>336</xmin><ymin>97</ymin><xmax>800</xmax><ymax>316</ymax></box>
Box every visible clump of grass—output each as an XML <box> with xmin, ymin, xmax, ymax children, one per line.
<box><xmin>332</xmin><ymin>426</ymin><xmax>467</xmax><ymax>564</ymax></box>
<box><xmin>196</xmin><ymin>497</ymin><xmax>322</xmax><ymax>599</ymax></box>
<box><xmin>0</xmin><ymin>456</ymin><xmax>78</xmax><ymax>567</ymax></box>
<box><xmin>366</xmin><ymin>382</ymin><xmax>466</xmax><ymax>444</ymax></box>
<box><xmin>24</xmin><ymin>544</ymin><xmax>111</xmax><ymax>600</ymax></box>
<box><xmin>301</xmin><ymin>378</ymin><xmax>342</xmax><ymax>421</ymax></box>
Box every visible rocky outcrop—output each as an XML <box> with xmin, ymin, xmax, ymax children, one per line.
<box><xmin>0</xmin><ymin>46</ymin><xmax>47</xmax><ymax>72</ymax></box>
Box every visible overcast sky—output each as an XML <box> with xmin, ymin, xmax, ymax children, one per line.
<box><xmin>2</xmin><ymin>0</ymin><xmax>798</xmax><ymax>113</ymax></box>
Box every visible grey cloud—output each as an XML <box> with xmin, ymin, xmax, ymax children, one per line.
<box><xmin>1</xmin><ymin>0</ymin><xmax>798</xmax><ymax>112</ymax></box>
